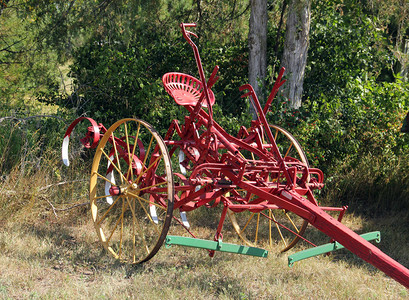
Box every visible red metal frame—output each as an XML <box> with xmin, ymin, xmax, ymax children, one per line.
<box><xmin>63</xmin><ymin>23</ymin><xmax>409</xmax><ymax>288</ymax></box>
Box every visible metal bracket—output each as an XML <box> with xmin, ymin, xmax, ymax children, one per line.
<box><xmin>288</xmin><ymin>231</ymin><xmax>381</xmax><ymax>267</ymax></box>
<box><xmin>165</xmin><ymin>235</ymin><xmax>268</xmax><ymax>258</ymax></box>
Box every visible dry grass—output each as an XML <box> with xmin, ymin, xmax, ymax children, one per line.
<box><xmin>0</xmin><ymin>206</ymin><xmax>408</xmax><ymax>299</ymax></box>
<box><xmin>0</xmin><ymin>146</ymin><xmax>408</xmax><ymax>298</ymax></box>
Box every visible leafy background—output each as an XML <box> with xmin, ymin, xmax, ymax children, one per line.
<box><xmin>0</xmin><ymin>0</ymin><xmax>409</xmax><ymax>296</ymax></box>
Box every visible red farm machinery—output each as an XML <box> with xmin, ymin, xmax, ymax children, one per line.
<box><xmin>62</xmin><ymin>23</ymin><xmax>409</xmax><ymax>288</ymax></box>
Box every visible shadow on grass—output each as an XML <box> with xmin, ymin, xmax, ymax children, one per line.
<box><xmin>131</xmin><ymin>250</ymin><xmax>258</xmax><ymax>299</ymax></box>
<box><xmin>4</xmin><ymin>220</ymin><xmax>126</xmax><ymax>274</ymax></box>
<box><xmin>6</xmin><ymin>201</ymin><xmax>409</xmax><ymax>292</ymax></box>
<box><xmin>291</xmin><ymin>211</ymin><xmax>409</xmax><ymax>274</ymax></box>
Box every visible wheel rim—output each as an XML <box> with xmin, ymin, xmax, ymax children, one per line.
<box><xmin>229</xmin><ymin>124</ymin><xmax>309</xmax><ymax>252</ymax></box>
<box><xmin>90</xmin><ymin>118</ymin><xmax>174</xmax><ymax>263</ymax></box>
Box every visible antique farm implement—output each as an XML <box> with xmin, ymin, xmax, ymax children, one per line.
<box><xmin>62</xmin><ymin>23</ymin><xmax>409</xmax><ymax>288</ymax></box>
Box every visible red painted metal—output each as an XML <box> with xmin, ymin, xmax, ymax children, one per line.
<box><xmin>63</xmin><ymin>117</ymin><xmax>105</xmax><ymax>148</ymax></box>
<box><xmin>162</xmin><ymin>72</ymin><xmax>215</xmax><ymax>107</ymax></box>
<box><xmin>63</xmin><ymin>22</ymin><xmax>409</xmax><ymax>288</ymax></box>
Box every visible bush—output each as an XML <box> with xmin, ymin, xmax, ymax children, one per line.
<box><xmin>305</xmin><ymin>0</ymin><xmax>394</xmax><ymax>102</ymax></box>
<box><xmin>267</xmin><ymin>75</ymin><xmax>409</xmax><ymax>213</ymax></box>
<box><xmin>0</xmin><ymin>112</ymin><xmax>90</xmax><ymax>224</ymax></box>
<box><xmin>0</xmin><ymin>122</ymin><xmax>26</xmax><ymax>174</ymax></box>
<box><xmin>270</xmin><ymin>76</ymin><xmax>409</xmax><ymax>166</ymax></box>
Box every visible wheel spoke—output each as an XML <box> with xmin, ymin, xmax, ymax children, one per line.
<box><xmin>238</xmin><ymin>151</ymin><xmax>246</xmax><ymax>160</ymax></box>
<box><xmin>135</xmin><ymin>212</ymin><xmax>151</xmax><ymax>255</ymax></box>
<box><xmin>100</xmin><ymin>148</ymin><xmax>128</xmax><ymax>183</ymax></box>
<box><xmin>241</xmin><ymin>213</ymin><xmax>255</xmax><ymax>234</ymax></box>
<box><xmin>90</xmin><ymin>118</ymin><xmax>173</xmax><ymax>264</ymax></box>
<box><xmin>94</xmin><ymin>194</ymin><xmax>115</xmax><ymax>200</ymax></box>
<box><xmin>271</xmin><ymin>210</ymin><xmax>287</xmax><ymax>247</ymax></box>
<box><xmin>142</xmin><ymin>135</ymin><xmax>154</xmax><ymax>167</ymax></box>
<box><xmin>135</xmin><ymin>197</ymin><xmax>161</xmax><ymax>235</ymax></box>
<box><xmin>123</xmin><ymin>196</ymin><xmax>139</xmax><ymax>261</ymax></box>
<box><xmin>95</xmin><ymin>196</ymin><xmax>122</xmax><ymax>226</ymax></box>
<box><xmin>254</xmin><ymin>213</ymin><xmax>260</xmax><ymax>244</ymax></box>
<box><xmin>285</xmin><ymin>211</ymin><xmax>300</xmax><ymax>233</ymax></box>
<box><xmin>106</xmin><ymin>198</ymin><xmax>127</xmax><ymax>244</ymax></box>
<box><xmin>128</xmin><ymin>122</ymin><xmax>141</xmax><ymax>181</ymax></box>
<box><xmin>284</xmin><ymin>143</ymin><xmax>293</xmax><ymax>158</ymax></box>
<box><xmin>138</xmin><ymin>181</ymin><xmax>167</xmax><ymax>192</ymax></box>
<box><xmin>124</xmin><ymin>122</ymin><xmax>133</xmax><ymax>181</ymax></box>
<box><xmin>111</xmin><ymin>132</ymin><xmax>124</xmax><ymax>184</ymax></box>
<box><xmin>125</xmin><ymin>195</ymin><xmax>157</xmax><ymax>233</ymax></box>
<box><xmin>127</xmin><ymin>191</ymin><xmax>167</xmax><ymax>211</ymax></box>
<box><xmin>118</xmin><ymin>198</ymin><xmax>125</xmax><ymax>258</ymax></box>
<box><xmin>134</xmin><ymin>154</ymin><xmax>163</xmax><ymax>184</ymax></box>
<box><xmin>94</xmin><ymin>171</ymin><xmax>117</xmax><ymax>187</ymax></box>
<box><xmin>132</xmin><ymin>197</ymin><xmax>137</xmax><ymax>263</ymax></box>
<box><xmin>124</xmin><ymin>195</ymin><xmax>151</xmax><ymax>255</ymax></box>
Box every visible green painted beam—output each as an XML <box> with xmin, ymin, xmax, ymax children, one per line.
<box><xmin>165</xmin><ymin>235</ymin><xmax>268</xmax><ymax>258</ymax></box>
<box><xmin>288</xmin><ymin>231</ymin><xmax>381</xmax><ymax>267</ymax></box>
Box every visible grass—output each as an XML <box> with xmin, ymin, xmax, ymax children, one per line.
<box><xmin>0</xmin><ymin>204</ymin><xmax>408</xmax><ymax>299</ymax></box>
<box><xmin>322</xmin><ymin>152</ymin><xmax>409</xmax><ymax>217</ymax></box>
<box><xmin>0</xmin><ymin>133</ymin><xmax>409</xmax><ymax>298</ymax></box>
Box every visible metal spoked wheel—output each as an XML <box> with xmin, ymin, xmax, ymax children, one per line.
<box><xmin>229</xmin><ymin>125</ymin><xmax>309</xmax><ymax>252</ymax></box>
<box><xmin>90</xmin><ymin>118</ymin><xmax>174</xmax><ymax>263</ymax></box>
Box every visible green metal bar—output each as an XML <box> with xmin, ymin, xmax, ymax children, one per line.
<box><xmin>165</xmin><ymin>235</ymin><xmax>268</xmax><ymax>258</ymax></box>
<box><xmin>288</xmin><ymin>231</ymin><xmax>381</xmax><ymax>267</ymax></box>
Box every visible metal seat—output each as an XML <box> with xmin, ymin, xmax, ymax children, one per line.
<box><xmin>162</xmin><ymin>72</ymin><xmax>215</xmax><ymax>107</ymax></box>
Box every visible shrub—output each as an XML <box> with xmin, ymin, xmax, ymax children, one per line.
<box><xmin>267</xmin><ymin>75</ymin><xmax>409</xmax><ymax>213</ymax></box>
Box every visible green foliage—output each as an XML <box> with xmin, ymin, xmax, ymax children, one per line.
<box><xmin>202</xmin><ymin>40</ymin><xmax>249</xmax><ymax>117</ymax></box>
<box><xmin>271</xmin><ymin>76</ymin><xmax>409</xmax><ymax>168</ymax></box>
<box><xmin>0</xmin><ymin>1</ymin><xmax>61</xmax><ymax>108</ymax></box>
<box><xmin>305</xmin><ymin>0</ymin><xmax>394</xmax><ymax>102</ymax></box>
<box><xmin>268</xmin><ymin>75</ymin><xmax>409</xmax><ymax>212</ymax></box>
<box><xmin>0</xmin><ymin>122</ymin><xmax>25</xmax><ymax>173</ymax></box>
<box><xmin>41</xmin><ymin>10</ymin><xmax>253</xmax><ymax>134</ymax></box>
<box><xmin>64</xmin><ymin>38</ymin><xmax>252</xmax><ymax>135</ymax></box>
<box><xmin>0</xmin><ymin>116</ymin><xmax>68</xmax><ymax>176</ymax></box>
<box><xmin>63</xmin><ymin>37</ymin><xmax>185</xmax><ymax>133</ymax></box>
<box><xmin>325</xmin><ymin>152</ymin><xmax>409</xmax><ymax>215</ymax></box>
<box><xmin>2</xmin><ymin>0</ymin><xmax>409</xmax><ymax>218</ymax></box>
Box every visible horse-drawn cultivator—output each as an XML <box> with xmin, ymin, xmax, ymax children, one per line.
<box><xmin>62</xmin><ymin>23</ymin><xmax>409</xmax><ymax>288</ymax></box>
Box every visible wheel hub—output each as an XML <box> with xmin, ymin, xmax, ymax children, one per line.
<box><xmin>109</xmin><ymin>182</ymin><xmax>139</xmax><ymax>196</ymax></box>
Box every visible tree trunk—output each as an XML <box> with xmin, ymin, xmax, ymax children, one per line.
<box><xmin>281</xmin><ymin>0</ymin><xmax>310</xmax><ymax>109</ymax></box>
<box><xmin>401</xmin><ymin>39</ymin><xmax>409</xmax><ymax>81</ymax></box>
<box><xmin>248</xmin><ymin>0</ymin><xmax>267</xmax><ymax>119</ymax></box>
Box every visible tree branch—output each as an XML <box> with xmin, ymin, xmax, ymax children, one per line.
<box><xmin>45</xmin><ymin>198</ymin><xmax>89</xmax><ymax>219</ymax></box>
<box><xmin>0</xmin><ymin>37</ymin><xmax>26</xmax><ymax>54</ymax></box>
<box><xmin>0</xmin><ymin>114</ymin><xmax>66</xmax><ymax>124</ymax></box>
<box><xmin>38</xmin><ymin>179</ymin><xmax>87</xmax><ymax>192</ymax></box>
<box><xmin>274</xmin><ymin>0</ymin><xmax>288</xmax><ymax>56</ymax></box>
